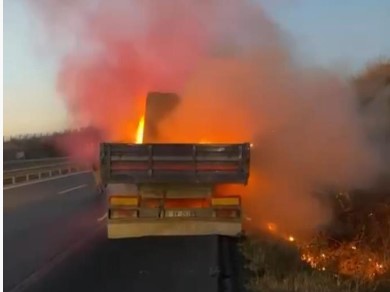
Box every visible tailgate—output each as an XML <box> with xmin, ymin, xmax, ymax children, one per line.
<box><xmin>100</xmin><ymin>143</ymin><xmax>250</xmax><ymax>184</ymax></box>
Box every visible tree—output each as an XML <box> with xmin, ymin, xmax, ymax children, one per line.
<box><xmin>354</xmin><ymin>60</ymin><xmax>390</xmax><ymax>108</ymax></box>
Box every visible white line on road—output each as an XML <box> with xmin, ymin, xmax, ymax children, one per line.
<box><xmin>58</xmin><ymin>184</ymin><xmax>88</xmax><ymax>194</ymax></box>
<box><xmin>3</xmin><ymin>171</ymin><xmax>91</xmax><ymax>191</ymax></box>
<box><xmin>9</xmin><ymin>224</ymin><xmax>104</xmax><ymax>292</ymax></box>
<box><xmin>97</xmin><ymin>213</ymin><xmax>108</xmax><ymax>222</ymax></box>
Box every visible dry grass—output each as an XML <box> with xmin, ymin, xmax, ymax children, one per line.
<box><xmin>240</xmin><ymin>232</ymin><xmax>389</xmax><ymax>292</ymax></box>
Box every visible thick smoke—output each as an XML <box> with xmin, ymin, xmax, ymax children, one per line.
<box><xmin>30</xmin><ymin>0</ymin><xmax>382</xmax><ymax>234</ymax></box>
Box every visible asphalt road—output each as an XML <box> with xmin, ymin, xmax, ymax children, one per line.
<box><xmin>3</xmin><ymin>173</ymin><xmax>225</xmax><ymax>292</ymax></box>
<box><xmin>4</xmin><ymin>173</ymin><xmax>105</xmax><ymax>291</ymax></box>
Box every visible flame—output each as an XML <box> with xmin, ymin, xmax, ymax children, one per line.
<box><xmin>261</xmin><ymin>222</ymin><xmax>387</xmax><ymax>279</ymax></box>
<box><xmin>267</xmin><ymin>222</ymin><xmax>277</xmax><ymax>232</ymax></box>
<box><xmin>135</xmin><ymin>115</ymin><xmax>145</xmax><ymax>144</ymax></box>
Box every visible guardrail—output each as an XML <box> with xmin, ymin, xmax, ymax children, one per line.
<box><xmin>3</xmin><ymin>157</ymin><xmax>70</xmax><ymax>171</ymax></box>
<box><xmin>3</xmin><ymin>161</ymin><xmax>90</xmax><ymax>186</ymax></box>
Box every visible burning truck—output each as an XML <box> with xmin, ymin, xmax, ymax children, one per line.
<box><xmin>99</xmin><ymin>92</ymin><xmax>251</xmax><ymax>238</ymax></box>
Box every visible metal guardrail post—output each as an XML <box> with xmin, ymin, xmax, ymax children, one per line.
<box><xmin>3</xmin><ymin>160</ymin><xmax>89</xmax><ymax>186</ymax></box>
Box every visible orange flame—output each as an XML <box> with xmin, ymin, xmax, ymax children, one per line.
<box><xmin>288</xmin><ymin>235</ymin><xmax>295</xmax><ymax>242</ymax></box>
<box><xmin>267</xmin><ymin>222</ymin><xmax>278</xmax><ymax>232</ymax></box>
<box><xmin>135</xmin><ymin>115</ymin><xmax>145</xmax><ymax>144</ymax></box>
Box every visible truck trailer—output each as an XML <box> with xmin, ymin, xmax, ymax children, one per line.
<box><xmin>99</xmin><ymin>92</ymin><xmax>251</xmax><ymax>238</ymax></box>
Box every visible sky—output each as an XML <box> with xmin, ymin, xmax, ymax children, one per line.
<box><xmin>3</xmin><ymin>0</ymin><xmax>390</xmax><ymax>137</ymax></box>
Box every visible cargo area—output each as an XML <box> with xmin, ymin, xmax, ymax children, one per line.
<box><xmin>100</xmin><ymin>143</ymin><xmax>250</xmax><ymax>238</ymax></box>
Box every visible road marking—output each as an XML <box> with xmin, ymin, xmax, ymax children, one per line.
<box><xmin>9</xmin><ymin>224</ymin><xmax>104</xmax><ymax>292</ymax></box>
<box><xmin>97</xmin><ymin>213</ymin><xmax>108</xmax><ymax>222</ymax></box>
<box><xmin>3</xmin><ymin>171</ymin><xmax>91</xmax><ymax>191</ymax></box>
<box><xmin>58</xmin><ymin>184</ymin><xmax>88</xmax><ymax>194</ymax></box>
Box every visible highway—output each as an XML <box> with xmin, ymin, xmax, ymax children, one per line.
<box><xmin>4</xmin><ymin>172</ymin><xmax>243</xmax><ymax>292</ymax></box>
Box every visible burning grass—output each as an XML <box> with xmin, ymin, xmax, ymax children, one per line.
<box><xmin>241</xmin><ymin>234</ymin><xmax>389</xmax><ymax>292</ymax></box>
<box><xmin>241</xmin><ymin>190</ymin><xmax>390</xmax><ymax>292</ymax></box>
<box><xmin>241</xmin><ymin>232</ymin><xmax>354</xmax><ymax>292</ymax></box>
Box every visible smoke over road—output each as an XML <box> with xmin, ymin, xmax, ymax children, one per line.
<box><xmin>30</xmin><ymin>0</ymin><xmax>383</xmax><ymax>235</ymax></box>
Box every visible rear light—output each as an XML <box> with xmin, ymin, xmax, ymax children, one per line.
<box><xmin>109</xmin><ymin>196</ymin><xmax>139</xmax><ymax>206</ymax></box>
<box><xmin>214</xmin><ymin>209</ymin><xmax>239</xmax><ymax>218</ymax></box>
<box><xmin>110</xmin><ymin>209</ymin><xmax>138</xmax><ymax>219</ymax></box>
<box><xmin>211</xmin><ymin>196</ymin><xmax>240</xmax><ymax>206</ymax></box>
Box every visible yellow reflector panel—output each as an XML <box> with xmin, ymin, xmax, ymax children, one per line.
<box><xmin>211</xmin><ymin>197</ymin><xmax>240</xmax><ymax>206</ymax></box>
<box><xmin>110</xmin><ymin>196</ymin><xmax>139</xmax><ymax>206</ymax></box>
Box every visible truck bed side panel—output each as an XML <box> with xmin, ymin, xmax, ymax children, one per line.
<box><xmin>100</xmin><ymin>143</ymin><xmax>250</xmax><ymax>185</ymax></box>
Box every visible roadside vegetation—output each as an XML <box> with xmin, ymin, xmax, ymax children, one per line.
<box><xmin>241</xmin><ymin>60</ymin><xmax>390</xmax><ymax>292</ymax></box>
<box><xmin>3</xmin><ymin>126</ymin><xmax>100</xmax><ymax>160</ymax></box>
<box><xmin>240</xmin><ymin>232</ymin><xmax>390</xmax><ymax>292</ymax></box>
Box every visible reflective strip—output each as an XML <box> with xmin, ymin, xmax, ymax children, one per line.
<box><xmin>110</xmin><ymin>196</ymin><xmax>139</xmax><ymax>206</ymax></box>
<box><xmin>214</xmin><ymin>209</ymin><xmax>240</xmax><ymax>218</ymax></box>
<box><xmin>211</xmin><ymin>197</ymin><xmax>240</xmax><ymax>206</ymax></box>
<box><xmin>110</xmin><ymin>209</ymin><xmax>138</xmax><ymax>219</ymax></box>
